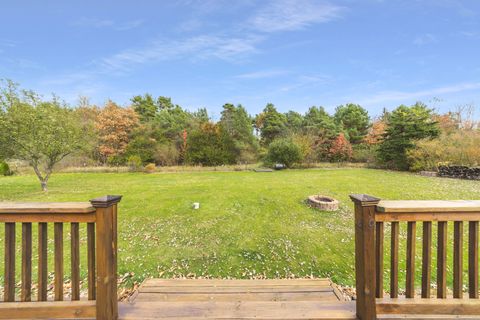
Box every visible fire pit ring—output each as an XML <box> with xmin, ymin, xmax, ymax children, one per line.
<box><xmin>307</xmin><ymin>195</ymin><xmax>339</xmax><ymax>211</ymax></box>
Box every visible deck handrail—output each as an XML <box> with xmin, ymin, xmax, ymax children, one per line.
<box><xmin>351</xmin><ymin>194</ymin><xmax>480</xmax><ymax>319</ymax></box>
<box><xmin>0</xmin><ymin>195</ymin><xmax>121</xmax><ymax>320</ymax></box>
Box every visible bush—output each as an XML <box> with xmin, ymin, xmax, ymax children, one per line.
<box><xmin>0</xmin><ymin>161</ymin><xmax>12</xmax><ymax>176</ymax></box>
<box><xmin>407</xmin><ymin>130</ymin><xmax>480</xmax><ymax>171</ymax></box>
<box><xmin>127</xmin><ymin>155</ymin><xmax>143</xmax><ymax>172</ymax></box>
<box><xmin>154</xmin><ymin>144</ymin><xmax>180</xmax><ymax>166</ymax></box>
<box><xmin>265</xmin><ymin>138</ymin><xmax>303</xmax><ymax>168</ymax></box>
<box><xmin>351</xmin><ymin>144</ymin><xmax>377</xmax><ymax>163</ymax></box>
<box><xmin>144</xmin><ymin>163</ymin><xmax>156</xmax><ymax>173</ymax></box>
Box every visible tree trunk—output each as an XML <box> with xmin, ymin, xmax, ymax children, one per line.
<box><xmin>32</xmin><ymin>163</ymin><xmax>49</xmax><ymax>192</ymax></box>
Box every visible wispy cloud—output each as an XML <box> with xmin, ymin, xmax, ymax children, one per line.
<box><xmin>99</xmin><ymin>34</ymin><xmax>263</xmax><ymax>72</ymax></box>
<box><xmin>279</xmin><ymin>75</ymin><xmax>331</xmax><ymax>92</ymax></box>
<box><xmin>71</xmin><ymin>17</ymin><xmax>144</xmax><ymax>31</ymax></box>
<box><xmin>358</xmin><ymin>82</ymin><xmax>480</xmax><ymax>105</ymax></box>
<box><xmin>249</xmin><ymin>0</ymin><xmax>343</xmax><ymax>32</ymax></box>
<box><xmin>413</xmin><ymin>33</ymin><xmax>438</xmax><ymax>46</ymax></box>
<box><xmin>235</xmin><ymin>69</ymin><xmax>288</xmax><ymax>79</ymax></box>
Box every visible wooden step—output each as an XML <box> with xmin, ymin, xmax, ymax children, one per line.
<box><xmin>119</xmin><ymin>301</ymin><xmax>356</xmax><ymax>319</ymax></box>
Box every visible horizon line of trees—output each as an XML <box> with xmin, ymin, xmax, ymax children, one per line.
<box><xmin>1</xmin><ymin>79</ymin><xmax>479</xmax><ymax>191</ymax></box>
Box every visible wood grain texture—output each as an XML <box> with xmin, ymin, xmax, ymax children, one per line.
<box><xmin>71</xmin><ymin>222</ymin><xmax>80</xmax><ymax>301</ymax></box>
<box><xmin>390</xmin><ymin>222</ymin><xmax>399</xmax><ymax>299</ymax></box>
<box><xmin>0</xmin><ymin>212</ymin><xmax>95</xmax><ymax>223</ymax></box>
<box><xmin>21</xmin><ymin>222</ymin><xmax>32</xmax><ymax>302</ymax></box>
<box><xmin>118</xmin><ymin>301</ymin><xmax>356</xmax><ymax>320</ymax></box>
<box><xmin>96</xmin><ymin>206</ymin><xmax>116</xmax><ymax>320</ymax></box>
<box><xmin>421</xmin><ymin>222</ymin><xmax>432</xmax><ymax>298</ymax></box>
<box><xmin>54</xmin><ymin>222</ymin><xmax>64</xmax><ymax>301</ymax></box>
<box><xmin>38</xmin><ymin>222</ymin><xmax>48</xmax><ymax>301</ymax></box>
<box><xmin>469</xmin><ymin>221</ymin><xmax>479</xmax><ymax>298</ymax></box>
<box><xmin>353</xmin><ymin>200</ymin><xmax>378</xmax><ymax>320</ymax></box>
<box><xmin>0</xmin><ymin>301</ymin><xmax>95</xmax><ymax>319</ymax></box>
<box><xmin>453</xmin><ymin>221</ymin><xmax>463</xmax><ymax>299</ymax></box>
<box><xmin>0</xmin><ymin>201</ymin><xmax>95</xmax><ymax>213</ymax></box>
<box><xmin>4</xmin><ymin>222</ymin><xmax>16</xmax><ymax>302</ymax></box>
<box><xmin>87</xmin><ymin>222</ymin><xmax>96</xmax><ymax>300</ymax></box>
<box><xmin>406</xmin><ymin>222</ymin><xmax>416</xmax><ymax>298</ymax></box>
<box><xmin>375</xmin><ymin>222</ymin><xmax>384</xmax><ymax>298</ymax></box>
<box><xmin>376</xmin><ymin>200</ymin><xmax>480</xmax><ymax>213</ymax></box>
<box><xmin>437</xmin><ymin>221</ymin><xmax>447</xmax><ymax>299</ymax></box>
<box><xmin>376</xmin><ymin>298</ymin><xmax>480</xmax><ymax>315</ymax></box>
<box><xmin>376</xmin><ymin>212</ymin><xmax>480</xmax><ymax>222</ymax></box>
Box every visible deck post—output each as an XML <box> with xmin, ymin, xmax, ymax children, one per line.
<box><xmin>91</xmin><ymin>195</ymin><xmax>122</xmax><ymax>320</ymax></box>
<box><xmin>350</xmin><ymin>194</ymin><xmax>380</xmax><ymax>320</ymax></box>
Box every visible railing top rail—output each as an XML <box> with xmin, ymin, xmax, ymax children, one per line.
<box><xmin>0</xmin><ymin>202</ymin><xmax>95</xmax><ymax>214</ymax></box>
<box><xmin>377</xmin><ymin>200</ymin><xmax>480</xmax><ymax>213</ymax></box>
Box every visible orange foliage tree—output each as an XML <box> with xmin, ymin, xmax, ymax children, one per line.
<box><xmin>328</xmin><ymin>133</ymin><xmax>353</xmax><ymax>162</ymax></box>
<box><xmin>364</xmin><ymin>119</ymin><xmax>386</xmax><ymax>144</ymax></box>
<box><xmin>95</xmin><ymin>101</ymin><xmax>139</xmax><ymax>163</ymax></box>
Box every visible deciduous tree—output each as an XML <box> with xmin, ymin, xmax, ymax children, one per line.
<box><xmin>0</xmin><ymin>82</ymin><xmax>83</xmax><ymax>191</ymax></box>
<box><xmin>95</xmin><ymin>101</ymin><xmax>139</xmax><ymax>163</ymax></box>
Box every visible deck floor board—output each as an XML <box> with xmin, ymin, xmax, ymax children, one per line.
<box><xmin>120</xmin><ymin>279</ymin><xmax>355</xmax><ymax>319</ymax></box>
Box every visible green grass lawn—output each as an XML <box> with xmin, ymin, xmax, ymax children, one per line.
<box><xmin>0</xmin><ymin>168</ymin><xmax>479</xmax><ymax>290</ymax></box>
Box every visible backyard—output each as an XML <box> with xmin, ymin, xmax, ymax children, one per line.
<box><xmin>1</xmin><ymin>168</ymin><xmax>480</xmax><ymax>292</ymax></box>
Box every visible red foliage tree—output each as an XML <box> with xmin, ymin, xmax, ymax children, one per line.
<box><xmin>328</xmin><ymin>133</ymin><xmax>353</xmax><ymax>162</ymax></box>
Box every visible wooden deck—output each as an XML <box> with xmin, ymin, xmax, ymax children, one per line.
<box><xmin>118</xmin><ymin>279</ymin><xmax>356</xmax><ymax>319</ymax></box>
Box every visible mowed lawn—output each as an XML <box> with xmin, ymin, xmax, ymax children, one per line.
<box><xmin>1</xmin><ymin>168</ymin><xmax>480</xmax><ymax>289</ymax></box>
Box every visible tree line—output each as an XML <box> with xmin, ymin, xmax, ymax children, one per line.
<box><xmin>0</xmin><ymin>79</ymin><xmax>478</xmax><ymax>190</ymax></box>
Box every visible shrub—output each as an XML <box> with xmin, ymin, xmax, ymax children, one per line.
<box><xmin>265</xmin><ymin>138</ymin><xmax>303</xmax><ymax>168</ymax></box>
<box><xmin>407</xmin><ymin>130</ymin><xmax>480</xmax><ymax>171</ymax></box>
<box><xmin>127</xmin><ymin>155</ymin><xmax>143</xmax><ymax>172</ymax></box>
<box><xmin>351</xmin><ymin>144</ymin><xmax>377</xmax><ymax>164</ymax></box>
<box><xmin>154</xmin><ymin>144</ymin><xmax>180</xmax><ymax>166</ymax></box>
<box><xmin>0</xmin><ymin>161</ymin><xmax>12</xmax><ymax>176</ymax></box>
<box><xmin>144</xmin><ymin>163</ymin><xmax>156</xmax><ymax>173</ymax></box>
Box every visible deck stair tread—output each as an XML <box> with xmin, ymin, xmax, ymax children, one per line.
<box><xmin>120</xmin><ymin>278</ymin><xmax>354</xmax><ymax>319</ymax></box>
<box><xmin>119</xmin><ymin>301</ymin><xmax>356</xmax><ymax>319</ymax></box>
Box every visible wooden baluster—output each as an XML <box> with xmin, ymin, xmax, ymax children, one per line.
<box><xmin>453</xmin><ymin>221</ymin><xmax>463</xmax><ymax>298</ymax></box>
<box><xmin>71</xmin><ymin>222</ymin><xmax>80</xmax><ymax>301</ymax></box>
<box><xmin>469</xmin><ymin>221</ymin><xmax>479</xmax><ymax>298</ymax></box>
<box><xmin>437</xmin><ymin>221</ymin><xmax>447</xmax><ymax>298</ymax></box>
<box><xmin>390</xmin><ymin>221</ymin><xmax>399</xmax><ymax>298</ymax></box>
<box><xmin>406</xmin><ymin>221</ymin><xmax>416</xmax><ymax>298</ymax></box>
<box><xmin>21</xmin><ymin>222</ymin><xmax>32</xmax><ymax>302</ymax></box>
<box><xmin>87</xmin><ymin>222</ymin><xmax>96</xmax><ymax>300</ymax></box>
<box><xmin>54</xmin><ymin>222</ymin><xmax>64</xmax><ymax>301</ymax></box>
<box><xmin>375</xmin><ymin>222</ymin><xmax>384</xmax><ymax>298</ymax></box>
<box><xmin>4</xmin><ymin>222</ymin><xmax>16</xmax><ymax>302</ymax></box>
<box><xmin>38</xmin><ymin>222</ymin><xmax>48</xmax><ymax>301</ymax></box>
<box><xmin>350</xmin><ymin>194</ymin><xmax>380</xmax><ymax>320</ymax></box>
<box><xmin>421</xmin><ymin>221</ymin><xmax>432</xmax><ymax>298</ymax></box>
<box><xmin>91</xmin><ymin>195</ymin><xmax>122</xmax><ymax>320</ymax></box>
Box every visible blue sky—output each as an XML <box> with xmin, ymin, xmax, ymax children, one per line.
<box><xmin>1</xmin><ymin>0</ymin><xmax>479</xmax><ymax>118</ymax></box>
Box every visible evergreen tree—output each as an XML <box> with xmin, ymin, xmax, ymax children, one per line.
<box><xmin>131</xmin><ymin>94</ymin><xmax>158</xmax><ymax>122</ymax></box>
<box><xmin>334</xmin><ymin>103</ymin><xmax>370</xmax><ymax>144</ymax></box>
<box><xmin>256</xmin><ymin>103</ymin><xmax>287</xmax><ymax>145</ymax></box>
<box><xmin>378</xmin><ymin>102</ymin><xmax>440</xmax><ymax>170</ymax></box>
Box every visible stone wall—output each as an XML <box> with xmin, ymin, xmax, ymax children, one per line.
<box><xmin>438</xmin><ymin>165</ymin><xmax>480</xmax><ymax>180</ymax></box>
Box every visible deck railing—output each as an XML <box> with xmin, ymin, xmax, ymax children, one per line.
<box><xmin>0</xmin><ymin>195</ymin><xmax>121</xmax><ymax>320</ymax></box>
<box><xmin>351</xmin><ymin>194</ymin><xmax>480</xmax><ymax>319</ymax></box>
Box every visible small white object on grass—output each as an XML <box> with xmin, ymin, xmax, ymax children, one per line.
<box><xmin>193</xmin><ymin>202</ymin><xmax>200</xmax><ymax>209</ymax></box>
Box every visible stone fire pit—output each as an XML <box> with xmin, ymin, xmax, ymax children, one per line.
<box><xmin>307</xmin><ymin>195</ymin><xmax>339</xmax><ymax>211</ymax></box>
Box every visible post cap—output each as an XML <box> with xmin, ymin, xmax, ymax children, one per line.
<box><xmin>349</xmin><ymin>194</ymin><xmax>381</xmax><ymax>206</ymax></box>
<box><xmin>90</xmin><ymin>195</ymin><xmax>122</xmax><ymax>208</ymax></box>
